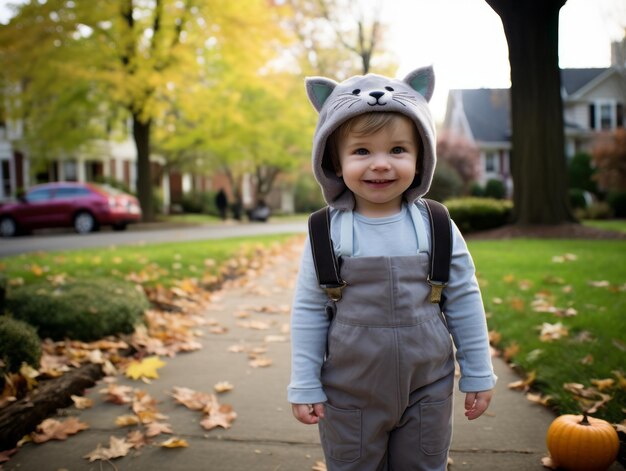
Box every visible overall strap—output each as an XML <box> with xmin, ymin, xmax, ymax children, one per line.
<box><xmin>308</xmin><ymin>207</ymin><xmax>347</xmax><ymax>301</ymax></box>
<box><xmin>422</xmin><ymin>199</ymin><xmax>452</xmax><ymax>304</ymax></box>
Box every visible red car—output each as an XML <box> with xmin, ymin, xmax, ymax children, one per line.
<box><xmin>0</xmin><ymin>182</ymin><xmax>142</xmax><ymax>237</ymax></box>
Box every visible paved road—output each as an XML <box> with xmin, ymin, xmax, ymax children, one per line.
<box><xmin>0</xmin><ymin>221</ymin><xmax>308</xmax><ymax>258</ymax></box>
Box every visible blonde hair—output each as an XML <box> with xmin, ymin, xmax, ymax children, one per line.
<box><xmin>324</xmin><ymin>112</ymin><xmax>421</xmax><ymax>173</ymax></box>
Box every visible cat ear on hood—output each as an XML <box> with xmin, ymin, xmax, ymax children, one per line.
<box><xmin>404</xmin><ymin>66</ymin><xmax>435</xmax><ymax>103</ymax></box>
<box><xmin>305</xmin><ymin>76</ymin><xmax>338</xmax><ymax>112</ymax></box>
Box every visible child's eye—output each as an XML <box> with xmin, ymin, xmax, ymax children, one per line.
<box><xmin>354</xmin><ymin>148</ymin><xmax>369</xmax><ymax>155</ymax></box>
<box><xmin>391</xmin><ymin>146</ymin><xmax>406</xmax><ymax>154</ymax></box>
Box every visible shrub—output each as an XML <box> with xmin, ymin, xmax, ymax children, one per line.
<box><xmin>445</xmin><ymin>197</ymin><xmax>513</xmax><ymax>233</ymax></box>
<box><xmin>0</xmin><ymin>272</ymin><xmax>6</xmax><ymax>313</ymax></box>
<box><xmin>6</xmin><ymin>278</ymin><xmax>148</xmax><ymax>341</ymax></box>
<box><xmin>0</xmin><ymin>316</ymin><xmax>42</xmax><ymax>375</ymax></box>
<box><xmin>469</xmin><ymin>182</ymin><xmax>485</xmax><ymax>197</ymax></box>
<box><xmin>425</xmin><ymin>161</ymin><xmax>463</xmax><ymax>202</ymax></box>
<box><xmin>584</xmin><ymin>201</ymin><xmax>613</xmax><ymax>220</ymax></box>
<box><xmin>484</xmin><ymin>179</ymin><xmax>506</xmax><ymax>199</ymax></box>
<box><xmin>607</xmin><ymin>191</ymin><xmax>626</xmax><ymax>218</ymax></box>
<box><xmin>568</xmin><ymin>152</ymin><xmax>597</xmax><ymax>194</ymax></box>
<box><xmin>181</xmin><ymin>191</ymin><xmax>218</xmax><ymax>215</ymax></box>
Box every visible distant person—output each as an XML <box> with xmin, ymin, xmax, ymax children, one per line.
<box><xmin>215</xmin><ymin>189</ymin><xmax>228</xmax><ymax>220</ymax></box>
<box><xmin>288</xmin><ymin>66</ymin><xmax>496</xmax><ymax>470</ymax></box>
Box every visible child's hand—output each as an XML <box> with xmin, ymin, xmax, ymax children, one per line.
<box><xmin>464</xmin><ymin>389</ymin><xmax>493</xmax><ymax>420</ymax></box>
<box><xmin>291</xmin><ymin>403</ymin><xmax>325</xmax><ymax>424</ymax></box>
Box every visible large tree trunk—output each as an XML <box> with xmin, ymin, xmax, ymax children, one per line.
<box><xmin>133</xmin><ymin>114</ymin><xmax>154</xmax><ymax>222</ymax></box>
<box><xmin>486</xmin><ymin>0</ymin><xmax>576</xmax><ymax>225</ymax></box>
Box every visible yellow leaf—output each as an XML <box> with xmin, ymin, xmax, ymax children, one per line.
<box><xmin>590</xmin><ymin>378</ymin><xmax>615</xmax><ymax>391</ymax></box>
<box><xmin>159</xmin><ymin>437</ymin><xmax>189</xmax><ymax>448</ymax></box>
<box><xmin>125</xmin><ymin>356</ymin><xmax>166</xmax><ymax>380</ymax></box>
<box><xmin>115</xmin><ymin>415</ymin><xmax>141</xmax><ymax>427</ymax></box>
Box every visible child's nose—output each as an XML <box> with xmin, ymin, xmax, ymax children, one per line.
<box><xmin>369</xmin><ymin>154</ymin><xmax>392</xmax><ymax>170</ymax></box>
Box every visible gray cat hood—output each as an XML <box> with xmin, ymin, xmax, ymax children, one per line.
<box><xmin>305</xmin><ymin>66</ymin><xmax>437</xmax><ymax>210</ymax></box>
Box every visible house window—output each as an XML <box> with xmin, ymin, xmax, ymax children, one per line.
<box><xmin>485</xmin><ymin>152</ymin><xmax>498</xmax><ymax>173</ymax></box>
<box><xmin>600</xmin><ymin>104</ymin><xmax>612</xmax><ymax>130</ymax></box>
<box><xmin>590</xmin><ymin>101</ymin><xmax>623</xmax><ymax>130</ymax></box>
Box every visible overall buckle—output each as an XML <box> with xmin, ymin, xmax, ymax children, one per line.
<box><xmin>321</xmin><ymin>281</ymin><xmax>348</xmax><ymax>302</ymax></box>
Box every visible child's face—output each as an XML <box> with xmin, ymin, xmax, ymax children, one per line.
<box><xmin>336</xmin><ymin>115</ymin><xmax>420</xmax><ymax>217</ymax></box>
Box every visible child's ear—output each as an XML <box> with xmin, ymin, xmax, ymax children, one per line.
<box><xmin>403</xmin><ymin>66</ymin><xmax>435</xmax><ymax>103</ymax></box>
<box><xmin>305</xmin><ymin>77</ymin><xmax>337</xmax><ymax>112</ymax></box>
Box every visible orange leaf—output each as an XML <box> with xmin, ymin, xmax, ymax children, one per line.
<box><xmin>32</xmin><ymin>417</ymin><xmax>89</xmax><ymax>443</ymax></box>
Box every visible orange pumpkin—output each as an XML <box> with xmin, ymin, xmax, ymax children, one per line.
<box><xmin>546</xmin><ymin>413</ymin><xmax>619</xmax><ymax>471</ymax></box>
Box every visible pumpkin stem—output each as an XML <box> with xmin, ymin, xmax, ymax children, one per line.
<box><xmin>580</xmin><ymin>412</ymin><xmax>591</xmax><ymax>426</ymax></box>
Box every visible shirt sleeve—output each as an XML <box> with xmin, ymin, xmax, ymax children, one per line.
<box><xmin>442</xmin><ymin>220</ymin><xmax>498</xmax><ymax>393</ymax></box>
<box><xmin>287</xmin><ymin>236</ymin><xmax>330</xmax><ymax>404</ymax></box>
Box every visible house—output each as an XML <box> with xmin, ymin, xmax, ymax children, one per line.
<box><xmin>442</xmin><ymin>65</ymin><xmax>626</xmax><ymax>193</ymax></box>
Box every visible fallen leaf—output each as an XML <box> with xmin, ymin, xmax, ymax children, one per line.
<box><xmin>145</xmin><ymin>422</ymin><xmax>173</xmax><ymax>438</ymax></box>
<box><xmin>71</xmin><ymin>395</ymin><xmax>94</xmax><ymax>410</ymax></box>
<box><xmin>508</xmin><ymin>370</ymin><xmax>536</xmax><ymax>392</ymax></box>
<box><xmin>214</xmin><ymin>381</ymin><xmax>234</xmax><ymax>393</ymax></box>
<box><xmin>115</xmin><ymin>415</ymin><xmax>141</xmax><ymax>427</ymax></box>
<box><xmin>100</xmin><ymin>383</ymin><xmax>134</xmax><ymax>404</ymax></box>
<box><xmin>542</xmin><ymin>455</ymin><xmax>558</xmax><ymax>469</ymax></box>
<box><xmin>526</xmin><ymin>392</ymin><xmax>552</xmax><ymax>406</ymax></box>
<box><xmin>84</xmin><ymin>436</ymin><xmax>133</xmax><ymax>462</ymax></box>
<box><xmin>172</xmin><ymin>387</ymin><xmax>215</xmax><ymax>411</ymax></box>
<box><xmin>159</xmin><ymin>437</ymin><xmax>189</xmax><ymax>448</ymax></box>
<box><xmin>125</xmin><ymin>356</ymin><xmax>166</xmax><ymax>380</ymax></box>
<box><xmin>126</xmin><ymin>430</ymin><xmax>147</xmax><ymax>449</ymax></box>
<box><xmin>19</xmin><ymin>363</ymin><xmax>40</xmax><ymax>390</ymax></box>
<box><xmin>591</xmin><ymin>378</ymin><xmax>615</xmax><ymax>391</ymax></box>
<box><xmin>249</xmin><ymin>357</ymin><xmax>273</xmax><ymax>368</ymax></box>
<box><xmin>580</xmin><ymin>354</ymin><xmax>594</xmax><ymax>365</ymax></box>
<box><xmin>32</xmin><ymin>417</ymin><xmax>89</xmax><ymax>443</ymax></box>
<box><xmin>588</xmin><ymin>280</ymin><xmax>610</xmax><ymax>287</ymax></box>
<box><xmin>539</xmin><ymin>322</ymin><xmax>568</xmax><ymax>342</ymax></box>
<box><xmin>200</xmin><ymin>404</ymin><xmax>237</xmax><ymax>430</ymax></box>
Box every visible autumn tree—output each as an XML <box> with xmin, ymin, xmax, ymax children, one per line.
<box><xmin>285</xmin><ymin>0</ymin><xmax>394</xmax><ymax>78</ymax></box>
<box><xmin>486</xmin><ymin>0</ymin><xmax>576</xmax><ymax>225</ymax></box>
<box><xmin>0</xmin><ymin>0</ymin><xmax>286</xmax><ymax>221</ymax></box>
<box><xmin>592</xmin><ymin>129</ymin><xmax>626</xmax><ymax>192</ymax></box>
<box><xmin>436</xmin><ymin>131</ymin><xmax>481</xmax><ymax>193</ymax></box>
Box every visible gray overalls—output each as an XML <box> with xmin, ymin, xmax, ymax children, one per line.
<box><xmin>318</xmin><ymin>206</ymin><xmax>456</xmax><ymax>471</ymax></box>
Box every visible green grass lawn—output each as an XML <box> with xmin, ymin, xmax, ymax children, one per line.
<box><xmin>583</xmin><ymin>218</ymin><xmax>626</xmax><ymax>233</ymax></box>
<box><xmin>469</xmin><ymin>239</ymin><xmax>625</xmax><ymax>424</ymax></box>
<box><xmin>0</xmin><ymin>234</ymin><xmax>295</xmax><ymax>288</ymax></box>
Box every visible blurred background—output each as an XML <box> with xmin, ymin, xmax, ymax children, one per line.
<box><xmin>0</xmin><ymin>0</ymin><xmax>624</xmax><ymax>223</ymax></box>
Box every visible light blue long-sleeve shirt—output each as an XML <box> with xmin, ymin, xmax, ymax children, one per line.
<box><xmin>288</xmin><ymin>201</ymin><xmax>497</xmax><ymax>405</ymax></box>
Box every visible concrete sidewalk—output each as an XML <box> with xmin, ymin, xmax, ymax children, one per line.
<box><xmin>4</xmin><ymin>239</ymin><xmax>621</xmax><ymax>471</ymax></box>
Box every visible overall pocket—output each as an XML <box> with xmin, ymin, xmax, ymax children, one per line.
<box><xmin>419</xmin><ymin>393</ymin><xmax>453</xmax><ymax>455</ymax></box>
<box><xmin>319</xmin><ymin>403</ymin><xmax>362</xmax><ymax>463</ymax></box>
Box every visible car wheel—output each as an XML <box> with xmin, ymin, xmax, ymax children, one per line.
<box><xmin>0</xmin><ymin>216</ymin><xmax>17</xmax><ymax>237</ymax></box>
<box><xmin>74</xmin><ymin>211</ymin><xmax>96</xmax><ymax>234</ymax></box>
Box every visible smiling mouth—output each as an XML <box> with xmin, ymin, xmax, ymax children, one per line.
<box><xmin>364</xmin><ymin>179</ymin><xmax>395</xmax><ymax>185</ymax></box>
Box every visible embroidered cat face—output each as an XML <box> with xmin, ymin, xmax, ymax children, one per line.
<box><xmin>306</xmin><ymin>66</ymin><xmax>438</xmax><ymax>211</ymax></box>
